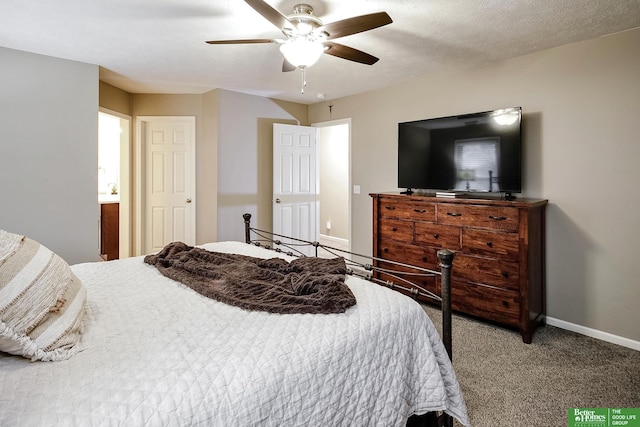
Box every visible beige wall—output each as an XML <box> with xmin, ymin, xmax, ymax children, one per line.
<box><xmin>200</xmin><ymin>90</ymin><xmax>220</xmax><ymax>244</ymax></box>
<box><xmin>215</xmin><ymin>89</ymin><xmax>306</xmax><ymax>240</ymax></box>
<box><xmin>105</xmin><ymin>93</ymin><xmax>212</xmax><ymax>249</ymax></box>
<box><xmin>91</xmin><ymin>29</ymin><xmax>640</xmax><ymax>344</ymax></box>
<box><xmin>308</xmin><ymin>28</ymin><xmax>640</xmax><ymax>343</ymax></box>
<box><xmin>99</xmin><ymin>89</ymin><xmax>218</xmax><ymax>246</ymax></box>
<box><xmin>99</xmin><ymin>81</ymin><xmax>132</xmax><ymax>116</ymax></box>
<box><xmin>98</xmin><ymin>88</ymin><xmax>307</xmax><ymax>248</ymax></box>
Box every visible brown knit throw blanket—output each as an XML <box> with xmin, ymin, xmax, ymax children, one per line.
<box><xmin>144</xmin><ymin>242</ymin><xmax>356</xmax><ymax>314</ymax></box>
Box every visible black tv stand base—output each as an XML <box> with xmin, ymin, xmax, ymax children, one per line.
<box><xmin>401</xmin><ymin>188</ymin><xmax>414</xmax><ymax>195</ymax></box>
<box><xmin>504</xmin><ymin>192</ymin><xmax>516</xmax><ymax>201</ymax></box>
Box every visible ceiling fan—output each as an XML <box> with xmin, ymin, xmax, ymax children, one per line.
<box><xmin>206</xmin><ymin>0</ymin><xmax>393</xmax><ymax>73</ymax></box>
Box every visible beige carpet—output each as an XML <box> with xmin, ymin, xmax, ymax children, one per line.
<box><xmin>421</xmin><ymin>304</ymin><xmax>640</xmax><ymax>427</ymax></box>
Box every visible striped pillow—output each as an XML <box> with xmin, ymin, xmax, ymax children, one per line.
<box><xmin>0</xmin><ymin>230</ymin><xmax>87</xmax><ymax>361</ymax></box>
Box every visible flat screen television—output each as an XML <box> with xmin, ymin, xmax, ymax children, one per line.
<box><xmin>398</xmin><ymin>107</ymin><xmax>522</xmax><ymax>195</ymax></box>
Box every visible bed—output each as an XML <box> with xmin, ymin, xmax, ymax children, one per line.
<box><xmin>0</xmin><ymin>215</ymin><xmax>469</xmax><ymax>427</ymax></box>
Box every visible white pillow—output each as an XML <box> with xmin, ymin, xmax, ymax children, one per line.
<box><xmin>0</xmin><ymin>230</ymin><xmax>87</xmax><ymax>361</ymax></box>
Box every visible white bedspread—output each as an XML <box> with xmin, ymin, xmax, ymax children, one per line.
<box><xmin>0</xmin><ymin>241</ymin><xmax>468</xmax><ymax>426</ymax></box>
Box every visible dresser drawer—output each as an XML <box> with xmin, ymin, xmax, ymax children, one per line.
<box><xmin>378</xmin><ymin>218</ymin><xmax>413</xmax><ymax>242</ymax></box>
<box><xmin>415</xmin><ymin>222</ymin><xmax>461</xmax><ymax>250</ymax></box>
<box><xmin>436</xmin><ymin>204</ymin><xmax>519</xmax><ymax>231</ymax></box>
<box><xmin>453</xmin><ymin>254</ymin><xmax>520</xmax><ymax>290</ymax></box>
<box><xmin>378</xmin><ymin>239</ymin><xmax>438</xmax><ymax>269</ymax></box>
<box><xmin>462</xmin><ymin>228</ymin><xmax>520</xmax><ymax>260</ymax></box>
<box><xmin>448</xmin><ymin>280</ymin><xmax>520</xmax><ymax>326</ymax></box>
<box><xmin>379</xmin><ymin>198</ymin><xmax>436</xmax><ymax>221</ymax></box>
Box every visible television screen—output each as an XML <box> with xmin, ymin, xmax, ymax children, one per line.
<box><xmin>398</xmin><ymin>107</ymin><xmax>522</xmax><ymax>194</ymax></box>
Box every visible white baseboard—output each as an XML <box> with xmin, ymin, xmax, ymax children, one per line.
<box><xmin>546</xmin><ymin>316</ymin><xmax>640</xmax><ymax>351</ymax></box>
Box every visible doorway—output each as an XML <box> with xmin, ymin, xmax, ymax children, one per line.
<box><xmin>314</xmin><ymin>119</ymin><xmax>351</xmax><ymax>255</ymax></box>
<box><xmin>98</xmin><ymin>109</ymin><xmax>131</xmax><ymax>259</ymax></box>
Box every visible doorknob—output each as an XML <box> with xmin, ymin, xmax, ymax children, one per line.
<box><xmin>275</xmin><ymin>198</ymin><xmax>281</xmax><ymax>203</ymax></box>
<box><xmin>186</xmin><ymin>198</ymin><xmax>192</xmax><ymax>203</ymax></box>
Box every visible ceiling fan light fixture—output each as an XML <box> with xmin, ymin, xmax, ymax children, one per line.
<box><xmin>280</xmin><ymin>38</ymin><xmax>324</xmax><ymax>68</ymax></box>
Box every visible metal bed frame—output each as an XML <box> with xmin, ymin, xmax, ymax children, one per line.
<box><xmin>243</xmin><ymin>213</ymin><xmax>455</xmax><ymax>427</ymax></box>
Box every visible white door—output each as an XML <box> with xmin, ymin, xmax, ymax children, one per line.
<box><xmin>273</xmin><ymin>123</ymin><xmax>318</xmax><ymax>256</ymax></box>
<box><xmin>142</xmin><ymin>117</ymin><xmax>196</xmax><ymax>254</ymax></box>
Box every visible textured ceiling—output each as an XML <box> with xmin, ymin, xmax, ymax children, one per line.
<box><xmin>1</xmin><ymin>0</ymin><xmax>639</xmax><ymax>104</ymax></box>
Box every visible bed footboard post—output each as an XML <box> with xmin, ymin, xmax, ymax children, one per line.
<box><xmin>437</xmin><ymin>249</ymin><xmax>455</xmax><ymax>362</ymax></box>
<box><xmin>243</xmin><ymin>213</ymin><xmax>252</xmax><ymax>244</ymax></box>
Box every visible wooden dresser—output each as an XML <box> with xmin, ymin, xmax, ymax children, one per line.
<box><xmin>371</xmin><ymin>193</ymin><xmax>547</xmax><ymax>343</ymax></box>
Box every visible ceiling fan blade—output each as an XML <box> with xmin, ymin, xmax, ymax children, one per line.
<box><xmin>323</xmin><ymin>42</ymin><xmax>379</xmax><ymax>65</ymax></box>
<box><xmin>282</xmin><ymin>59</ymin><xmax>296</xmax><ymax>72</ymax></box>
<box><xmin>244</xmin><ymin>0</ymin><xmax>292</xmax><ymax>31</ymax></box>
<box><xmin>206</xmin><ymin>39</ymin><xmax>276</xmax><ymax>44</ymax></box>
<box><xmin>322</xmin><ymin>12</ymin><xmax>392</xmax><ymax>40</ymax></box>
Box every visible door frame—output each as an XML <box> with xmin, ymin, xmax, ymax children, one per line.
<box><xmin>312</xmin><ymin>118</ymin><xmax>352</xmax><ymax>253</ymax></box>
<box><xmin>135</xmin><ymin>116</ymin><xmax>196</xmax><ymax>256</ymax></box>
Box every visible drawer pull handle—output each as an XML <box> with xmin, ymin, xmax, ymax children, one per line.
<box><xmin>486</xmin><ymin>241</ymin><xmax>493</xmax><ymax>247</ymax></box>
<box><xmin>433</xmin><ymin>233</ymin><xmax>439</xmax><ymax>239</ymax></box>
<box><xmin>422</xmin><ymin>256</ymin><xmax>428</xmax><ymax>262</ymax></box>
<box><xmin>392</xmin><ymin>227</ymin><xmax>397</xmax><ymax>232</ymax></box>
<box><xmin>383</xmin><ymin>248</ymin><xmax>389</xmax><ymax>253</ymax></box>
<box><xmin>502</xmin><ymin>301</ymin><xmax>509</xmax><ymax>307</ymax></box>
<box><xmin>413</xmin><ymin>209</ymin><xmax>426</xmax><ymax>213</ymax></box>
<box><xmin>489</xmin><ymin>215</ymin><xmax>507</xmax><ymax>221</ymax></box>
<box><xmin>501</xmin><ymin>271</ymin><xmax>509</xmax><ymax>278</ymax></box>
<box><xmin>447</xmin><ymin>212</ymin><xmax>461</xmax><ymax>217</ymax></box>
<box><xmin>385</xmin><ymin>206</ymin><xmax>396</xmax><ymax>210</ymax></box>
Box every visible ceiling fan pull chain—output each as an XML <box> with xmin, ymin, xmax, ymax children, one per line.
<box><xmin>300</xmin><ymin>67</ymin><xmax>307</xmax><ymax>94</ymax></box>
